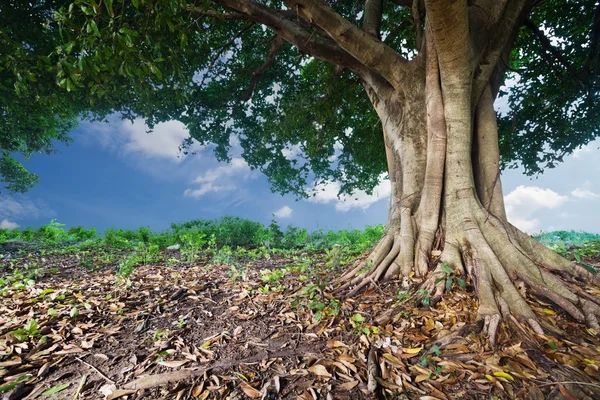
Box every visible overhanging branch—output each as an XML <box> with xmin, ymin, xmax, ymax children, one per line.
<box><xmin>240</xmin><ymin>35</ymin><xmax>285</xmax><ymax>101</ymax></box>
<box><xmin>283</xmin><ymin>0</ymin><xmax>410</xmax><ymax>90</ymax></box>
<box><xmin>524</xmin><ymin>19</ymin><xmax>581</xmax><ymax>80</ymax></box>
<box><xmin>364</xmin><ymin>0</ymin><xmax>383</xmax><ymax>38</ymax></box>
<box><xmin>213</xmin><ymin>0</ymin><xmax>371</xmax><ymax>75</ymax></box>
<box><xmin>472</xmin><ymin>0</ymin><xmax>532</xmax><ymax>105</ymax></box>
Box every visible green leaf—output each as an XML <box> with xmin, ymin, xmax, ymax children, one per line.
<box><xmin>105</xmin><ymin>0</ymin><xmax>114</xmax><ymax>16</ymax></box>
<box><xmin>70</xmin><ymin>306</ymin><xmax>79</xmax><ymax>317</ymax></box>
<box><xmin>445</xmin><ymin>277</ymin><xmax>453</xmax><ymax>291</ymax></box>
<box><xmin>42</xmin><ymin>383</ymin><xmax>70</xmax><ymax>396</ymax></box>
<box><xmin>582</xmin><ymin>264</ymin><xmax>598</xmax><ymax>275</ymax></box>
<box><xmin>440</xmin><ymin>262</ymin><xmax>453</xmax><ymax>275</ymax></box>
<box><xmin>89</xmin><ymin>20</ymin><xmax>100</xmax><ymax>37</ymax></box>
<box><xmin>0</xmin><ymin>382</ymin><xmax>18</xmax><ymax>393</ymax></box>
<box><xmin>132</xmin><ymin>0</ymin><xmax>139</xmax><ymax>8</ymax></box>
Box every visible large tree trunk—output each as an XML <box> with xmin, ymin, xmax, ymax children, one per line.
<box><xmin>335</xmin><ymin>4</ymin><xmax>600</xmax><ymax>347</ymax></box>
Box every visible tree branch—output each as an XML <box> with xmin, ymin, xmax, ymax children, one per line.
<box><xmin>282</xmin><ymin>0</ymin><xmax>409</xmax><ymax>90</ymax></box>
<box><xmin>412</xmin><ymin>0</ymin><xmax>423</xmax><ymax>51</ymax></box>
<box><xmin>200</xmin><ymin>22</ymin><xmax>256</xmax><ymax>87</ymax></box>
<box><xmin>471</xmin><ymin>0</ymin><xmax>532</xmax><ymax>106</ymax></box>
<box><xmin>364</xmin><ymin>0</ymin><xmax>383</xmax><ymax>38</ymax></box>
<box><xmin>186</xmin><ymin>5</ymin><xmax>245</xmax><ymax>19</ymax></box>
<box><xmin>580</xmin><ymin>2</ymin><xmax>600</xmax><ymax>80</ymax></box>
<box><xmin>240</xmin><ymin>35</ymin><xmax>286</xmax><ymax>101</ymax></box>
<box><xmin>524</xmin><ymin>18</ymin><xmax>581</xmax><ymax>80</ymax></box>
<box><xmin>212</xmin><ymin>0</ymin><xmax>370</xmax><ymax>75</ymax></box>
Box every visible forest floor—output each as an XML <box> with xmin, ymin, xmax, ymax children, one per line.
<box><xmin>1</xmin><ymin>244</ymin><xmax>600</xmax><ymax>400</ymax></box>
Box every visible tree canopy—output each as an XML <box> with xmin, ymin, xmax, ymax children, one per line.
<box><xmin>1</xmin><ymin>0</ymin><xmax>598</xmax><ymax>194</ymax></box>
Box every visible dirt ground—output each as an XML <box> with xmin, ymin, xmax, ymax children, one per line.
<box><xmin>1</xmin><ymin>247</ymin><xmax>600</xmax><ymax>399</ymax></box>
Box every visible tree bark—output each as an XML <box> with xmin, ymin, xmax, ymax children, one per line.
<box><xmin>212</xmin><ymin>0</ymin><xmax>600</xmax><ymax>347</ymax></box>
<box><xmin>334</xmin><ymin>1</ymin><xmax>600</xmax><ymax>347</ymax></box>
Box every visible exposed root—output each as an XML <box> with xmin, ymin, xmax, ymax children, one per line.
<box><xmin>336</xmin><ymin>195</ymin><xmax>600</xmax><ymax>349</ymax></box>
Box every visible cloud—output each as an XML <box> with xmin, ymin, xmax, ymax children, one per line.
<box><xmin>504</xmin><ymin>185</ymin><xmax>568</xmax><ymax>232</ymax></box>
<box><xmin>0</xmin><ymin>196</ymin><xmax>52</xmax><ymax>221</ymax></box>
<box><xmin>274</xmin><ymin>206</ymin><xmax>293</xmax><ymax>218</ymax></box>
<box><xmin>0</xmin><ymin>219</ymin><xmax>19</xmax><ymax>230</ymax></box>
<box><xmin>572</xmin><ymin>143</ymin><xmax>595</xmax><ymax>159</ymax></box>
<box><xmin>307</xmin><ymin>174</ymin><xmax>391</xmax><ymax>212</ymax></box>
<box><xmin>571</xmin><ymin>188</ymin><xmax>600</xmax><ymax>199</ymax></box>
<box><xmin>85</xmin><ymin>118</ymin><xmax>199</xmax><ymax>162</ymax></box>
<box><xmin>184</xmin><ymin>158</ymin><xmax>257</xmax><ymax>198</ymax></box>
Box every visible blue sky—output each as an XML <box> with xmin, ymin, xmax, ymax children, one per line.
<box><xmin>1</xmin><ymin>115</ymin><xmax>599</xmax><ymax>234</ymax></box>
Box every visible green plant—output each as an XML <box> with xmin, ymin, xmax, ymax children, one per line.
<box><xmin>325</xmin><ymin>244</ymin><xmax>345</xmax><ymax>270</ymax></box>
<box><xmin>436</xmin><ymin>262</ymin><xmax>466</xmax><ymax>292</ymax></box>
<box><xmin>152</xmin><ymin>329</ymin><xmax>168</xmax><ymax>341</ymax></box>
<box><xmin>175</xmin><ymin>316</ymin><xmax>187</xmax><ymax>328</ymax></box>
<box><xmin>117</xmin><ymin>257</ymin><xmax>136</xmax><ymax>279</ymax></box>
<box><xmin>9</xmin><ymin>319</ymin><xmax>39</xmax><ymax>342</ymax></box>
<box><xmin>227</xmin><ymin>264</ymin><xmax>247</xmax><ymax>282</ymax></box>
<box><xmin>396</xmin><ymin>289</ymin><xmax>411</xmax><ymax>304</ymax></box>
<box><xmin>260</xmin><ymin>268</ymin><xmax>286</xmax><ymax>283</ymax></box>
<box><xmin>419</xmin><ymin>289</ymin><xmax>432</xmax><ymax>307</ymax></box>
<box><xmin>136</xmin><ymin>242</ymin><xmax>159</xmax><ymax>265</ymax></box>
<box><xmin>349</xmin><ymin>313</ymin><xmax>378</xmax><ymax>336</ymax></box>
<box><xmin>268</xmin><ymin>218</ymin><xmax>284</xmax><ymax>248</ymax></box>
<box><xmin>180</xmin><ymin>230</ymin><xmax>206</xmax><ymax>262</ymax></box>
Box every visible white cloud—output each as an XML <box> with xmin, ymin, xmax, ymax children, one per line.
<box><xmin>86</xmin><ymin>118</ymin><xmax>199</xmax><ymax>162</ymax></box>
<box><xmin>0</xmin><ymin>219</ymin><xmax>19</xmax><ymax>230</ymax></box>
<box><xmin>504</xmin><ymin>185</ymin><xmax>568</xmax><ymax>232</ymax></box>
<box><xmin>184</xmin><ymin>158</ymin><xmax>256</xmax><ymax>198</ymax></box>
<box><xmin>121</xmin><ymin>120</ymin><xmax>192</xmax><ymax>161</ymax></box>
<box><xmin>273</xmin><ymin>206</ymin><xmax>293</xmax><ymax>218</ymax></box>
<box><xmin>0</xmin><ymin>197</ymin><xmax>50</xmax><ymax>221</ymax></box>
<box><xmin>571</xmin><ymin>188</ymin><xmax>600</xmax><ymax>199</ymax></box>
<box><xmin>281</xmin><ymin>144</ymin><xmax>302</xmax><ymax>161</ymax></box>
<box><xmin>307</xmin><ymin>174</ymin><xmax>391</xmax><ymax>212</ymax></box>
<box><xmin>572</xmin><ymin>143</ymin><xmax>594</xmax><ymax>159</ymax></box>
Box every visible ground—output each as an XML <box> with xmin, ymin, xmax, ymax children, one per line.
<box><xmin>1</xmin><ymin>242</ymin><xmax>600</xmax><ymax>399</ymax></box>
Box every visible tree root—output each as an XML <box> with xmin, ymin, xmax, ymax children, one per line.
<box><xmin>336</xmin><ymin>204</ymin><xmax>600</xmax><ymax>348</ymax></box>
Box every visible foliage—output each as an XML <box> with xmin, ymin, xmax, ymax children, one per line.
<box><xmin>179</xmin><ymin>230</ymin><xmax>206</xmax><ymax>263</ymax></box>
<box><xmin>2</xmin><ymin>0</ymin><xmax>597</xmax><ymax>199</ymax></box>
<box><xmin>498</xmin><ymin>0</ymin><xmax>600</xmax><ymax>175</ymax></box>
<box><xmin>532</xmin><ymin>230</ymin><xmax>600</xmax><ymax>248</ymax></box>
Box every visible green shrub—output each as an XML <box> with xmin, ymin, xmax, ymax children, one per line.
<box><xmin>67</xmin><ymin>226</ymin><xmax>97</xmax><ymax>241</ymax></box>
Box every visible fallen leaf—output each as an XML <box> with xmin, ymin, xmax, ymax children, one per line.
<box><xmin>404</xmin><ymin>347</ymin><xmax>423</xmax><ymax>354</ymax></box>
<box><xmin>308</xmin><ymin>364</ymin><xmax>332</xmax><ymax>378</ymax></box>
<box><xmin>158</xmin><ymin>360</ymin><xmax>189</xmax><ymax>368</ymax></box>
<box><xmin>239</xmin><ymin>381</ymin><xmax>261</xmax><ymax>398</ymax></box>
<box><xmin>42</xmin><ymin>383</ymin><xmax>70</xmax><ymax>396</ymax></box>
<box><xmin>493</xmin><ymin>371</ymin><xmax>514</xmax><ymax>381</ymax></box>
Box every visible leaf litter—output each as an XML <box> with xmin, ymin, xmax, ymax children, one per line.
<box><xmin>1</xmin><ymin>246</ymin><xmax>600</xmax><ymax>399</ymax></box>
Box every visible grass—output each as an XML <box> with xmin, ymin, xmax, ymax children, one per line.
<box><xmin>0</xmin><ymin>217</ymin><xmax>386</xmax><ymax>255</ymax></box>
<box><xmin>1</xmin><ymin>218</ymin><xmax>599</xmax><ymax>280</ymax></box>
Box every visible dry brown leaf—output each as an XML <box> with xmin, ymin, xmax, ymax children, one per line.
<box><xmin>558</xmin><ymin>385</ymin><xmax>578</xmax><ymax>400</ymax></box>
<box><xmin>158</xmin><ymin>360</ymin><xmax>189</xmax><ymax>368</ymax></box>
<box><xmin>308</xmin><ymin>364</ymin><xmax>332</xmax><ymax>378</ymax></box>
<box><xmin>191</xmin><ymin>381</ymin><xmax>205</xmax><ymax>397</ymax></box>
<box><xmin>337</xmin><ymin>380</ymin><xmax>359</xmax><ymax>390</ymax></box>
<box><xmin>382</xmin><ymin>353</ymin><xmax>404</xmax><ymax>367</ymax></box>
<box><xmin>327</xmin><ymin>340</ymin><xmax>348</xmax><ymax>348</ymax></box>
<box><xmin>239</xmin><ymin>381</ymin><xmax>261</xmax><ymax>398</ymax></box>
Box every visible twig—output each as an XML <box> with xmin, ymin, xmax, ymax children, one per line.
<box><xmin>367</xmin><ymin>345</ymin><xmax>378</xmax><ymax>393</ymax></box>
<box><xmin>75</xmin><ymin>357</ymin><xmax>115</xmax><ymax>384</ymax></box>
<box><xmin>122</xmin><ymin>349</ymin><xmax>322</xmax><ymax>391</ymax></box>
<box><xmin>536</xmin><ymin>381</ymin><xmax>600</xmax><ymax>389</ymax></box>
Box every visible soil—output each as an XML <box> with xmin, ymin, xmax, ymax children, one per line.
<box><xmin>1</xmin><ymin>246</ymin><xmax>600</xmax><ymax>399</ymax></box>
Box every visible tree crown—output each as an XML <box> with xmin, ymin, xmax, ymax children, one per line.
<box><xmin>1</xmin><ymin>0</ymin><xmax>598</xmax><ymax>195</ymax></box>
